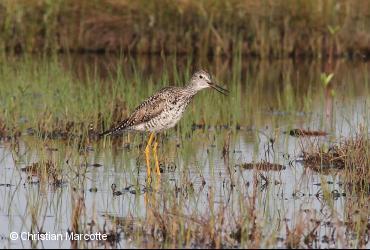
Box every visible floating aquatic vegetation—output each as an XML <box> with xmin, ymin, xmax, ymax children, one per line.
<box><xmin>288</xmin><ymin>129</ymin><xmax>328</xmax><ymax>137</ymax></box>
<box><xmin>158</xmin><ymin>161</ymin><xmax>177</xmax><ymax>173</ymax></box>
<box><xmin>238</xmin><ymin>161</ymin><xmax>286</xmax><ymax>171</ymax></box>
<box><xmin>21</xmin><ymin>160</ymin><xmax>63</xmax><ymax>185</ymax></box>
<box><xmin>111</xmin><ymin>183</ymin><xmax>149</xmax><ymax>196</ymax></box>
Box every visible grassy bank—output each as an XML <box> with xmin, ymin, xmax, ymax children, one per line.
<box><xmin>1</xmin><ymin>0</ymin><xmax>370</xmax><ymax>58</ymax></box>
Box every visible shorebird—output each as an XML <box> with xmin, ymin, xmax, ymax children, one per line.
<box><xmin>100</xmin><ymin>70</ymin><xmax>228</xmax><ymax>179</ymax></box>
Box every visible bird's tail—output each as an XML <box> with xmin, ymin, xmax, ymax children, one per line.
<box><xmin>99</xmin><ymin>120</ymin><xmax>128</xmax><ymax>138</ymax></box>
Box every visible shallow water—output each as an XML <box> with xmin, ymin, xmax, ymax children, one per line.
<box><xmin>0</xmin><ymin>56</ymin><xmax>369</xmax><ymax>248</ymax></box>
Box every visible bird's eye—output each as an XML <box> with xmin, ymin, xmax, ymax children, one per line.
<box><xmin>199</xmin><ymin>75</ymin><xmax>203</xmax><ymax>79</ymax></box>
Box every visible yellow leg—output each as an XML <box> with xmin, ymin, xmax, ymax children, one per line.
<box><xmin>145</xmin><ymin>133</ymin><xmax>155</xmax><ymax>180</ymax></box>
<box><xmin>153</xmin><ymin>141</ymin><xmax>161</xmax><ymax>176</ymax></box>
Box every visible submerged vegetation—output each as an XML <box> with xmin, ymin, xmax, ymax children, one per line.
<box><xmin>1</xmin><ymin>0</ymin><xmax>370</xmax><ymax>58</ymax></box>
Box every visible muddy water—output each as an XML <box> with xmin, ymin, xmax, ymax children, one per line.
<box><xmin>0</xmin><ymin>56</ymin><xmax>369</xmax><ymax>248</ymax></box>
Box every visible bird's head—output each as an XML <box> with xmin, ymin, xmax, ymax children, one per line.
<box><xmin>189</xmin><ymin>70</ymin><xmax>228</xmax><ymax>95</ymax></box>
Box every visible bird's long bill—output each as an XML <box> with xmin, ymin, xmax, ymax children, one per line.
<box><xmin>210</xmin><ymin>83</ymin><xmax>229</xmax><ymax>96</ymax></box>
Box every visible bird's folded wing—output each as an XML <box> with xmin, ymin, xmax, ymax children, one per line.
<box><xmin>124</xmin><ymin>93</ymin><xmax>167</xmax><ymax>128</ymax></box>
<box><xmin>100</xmin><ymin>87</ymin><xmax>172</xmax><ymax>136</ymax></box>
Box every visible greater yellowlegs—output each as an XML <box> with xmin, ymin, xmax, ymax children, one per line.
<box><xmin>100</xmin><ymin>70</ymin><xmax>228</xmax><ymax>178</ymax></box>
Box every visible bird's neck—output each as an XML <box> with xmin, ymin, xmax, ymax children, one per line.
<box><xmin>184</xmin><ymin>83</ymin><xmax>200</xmax><ymax>96</ymax></box>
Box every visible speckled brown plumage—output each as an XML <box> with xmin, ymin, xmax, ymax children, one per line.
<box><xmin>100</xmin><ymin>70</ymin><xmax>228</xmax><ymax>137</ymax></box>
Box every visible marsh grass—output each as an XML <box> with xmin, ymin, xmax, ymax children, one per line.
<box><xmin>1</xmin><ymin>0</ymin><xmax>370</xmax><ymax>58</ymax></box>
<box><xmin>0</xmin><ymin>55</ymin><xmax>369</xmax><ymax>150</ymax></box>
<box><xmin>302</xmin><ymin>128</ymin><xmax>369</xmax><ymax>187</ymax></box>
<box><xmin>1</xmin><ymin>55</ymin><xmax>236</xmax><ymax>142</ymax></box>
<box><xmin>0</xmin><ymin>55</ymin><xmax>369</xmax><ymax>248</ymax></box>
<box><xmin>299</xmin><ymin>127</ymin><xmax>369</xmax><ymax>247</ymax></box>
